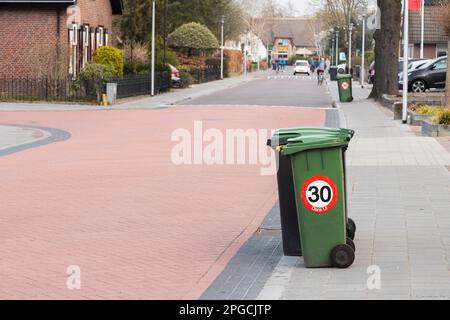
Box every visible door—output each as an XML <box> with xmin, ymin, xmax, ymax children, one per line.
<box><xmin>428</xmin><ymin>58</ymin><xmax>447</xmax><ymax>88</ymax></box>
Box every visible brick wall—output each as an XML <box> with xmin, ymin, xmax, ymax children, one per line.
<box><xmin>0</xmin><ymin>8</ymin><xmax>68</xmax><ymax>78</ymax></box>
<box><xmin>0</xmin><ymin>0</ymin><xmax>114</xmax><ymax>79</ymax></box>
<box><xmin>76</xmin><ymin>0</ymin><xmax>113</xmax><ymax>36</ymax></box>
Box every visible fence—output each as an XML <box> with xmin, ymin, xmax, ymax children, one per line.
<box><xmin>0</xmin><ymin>68</ymin><xmax>217</xmax><ymax>102</ymax></box>
<box><xmin>187</xmin><ymin>66</ymin><xmax>221</xmax><ymax>84</ymax></box>
<box><xmin>0</xmin><ymin>77</ymin><xmax>94</xmax><ymax>102</ymax></box>
<box><xmin>112</xmin><ymin>71</ymin><xmax>170</xmax><ymax>99</ymax></box>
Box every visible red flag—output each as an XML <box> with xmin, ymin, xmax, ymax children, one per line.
<box><xmin>409</xmin><ymin>0</ymin><xmax>422</xmax><ymax>11</ymax></box>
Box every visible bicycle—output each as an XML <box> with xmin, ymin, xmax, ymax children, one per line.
<box><xmin>317</xmin><ymin>70</ymin><xmax>325</xmax><ymax>86</ymax></box>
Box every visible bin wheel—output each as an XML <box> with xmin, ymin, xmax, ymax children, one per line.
<box><xmin>346</xmin><ymin>237</ymin><xmax>356</xmax><ymax>252</ymax></box>
<box><xmin>347</xmin><ymin>218</ymin><xmax>356</xmax><ymax>233</ymax></box>
<box><xmin>330</xmin><ymin>244</ymin><xmax>355</xmax><ymax>268</ymax></box>
<box><xmin>346</xmin><ymin>226</ymin><xmax>355</xmax><ymax>240</ymax></box>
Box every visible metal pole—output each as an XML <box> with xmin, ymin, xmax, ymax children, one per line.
<box><xmin>361</xmin><ymin>15</ymin><xmax>366</xmax><ymax>87</ymax></box>
<box><xmin>244</xmin><ymin>32</ymin><xmax>247</xmax><ymax>76</ymax></box>
<box><xmin>403</xmin><ymin>0</ymin><xmax>409</xmax><ymax>123</ymax></box>
<box><xmin>348</xmin><ymin>23</ymin><xmax>353</xmax><ymax>75</ymax></box>
<box><xmin>151</xmin><ymin>0</ymin><xmax>155</xmax><ymax>96</ymax></box>
<box><xmin>221</xmin><ymin>15</ymin><xmax>224</xmax><ymax>80</ymax></box>
<box><xmin>331</xmin><ymin>36</ymin><xmax>334</xmax><ymax>66</ymax></box>
<box><xmin>335</xmin><ymin>31</ymin><xmax>339</xmax><ymax>65</ymax></box>
<box><xmin>420</xmin><ymin>0</ymin><xmax>424</xmax><ymax>59</ymax></box>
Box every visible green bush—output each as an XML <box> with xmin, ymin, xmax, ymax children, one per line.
<box><xmin>123</xmin><ymin>60</ymin><xmax>149</xmax><ymax>74</ymax></box>
<box><xmin>180</xmin><ymin>72</ymin><xmax>194</xmax><ymax>88</ymax></box>
<box><xmin>413</xmin><ymin>105</ymin><xmax>445</xmax><ymax>115</ymax></box>
<box><xmin>94</xmin><ymin>46</ymin><xmax>124</xmax><ymax>76</ymax></box>
<box><xmin>433</xmin><ymin>109</ymin><xmax>450</xmax><ymax>125</ymax></box>
<box><xmin>168</xmin><ymin>22</ymin><xmax>219</xmax><ymax>52</ymax></box>
<box><xmin>79</xmin><ymin>63</ymin><xmax>115</xmax><ymax>104</ymax></box>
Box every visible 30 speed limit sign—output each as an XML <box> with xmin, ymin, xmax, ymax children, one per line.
<box><xmin>341</xmin><ymin>81</ymin><xmax>349</xmax><ymax>90</ymax></box>
<box><xmin>301</xmin><ymin>176</ymin><xmax>338</xmax><ymax>214</ymax></box>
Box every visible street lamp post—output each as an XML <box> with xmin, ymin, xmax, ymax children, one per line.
<box><xmin>151</xmin><ymin>0</ymin><xmax>155</xmax><ymax>96</ymax></box>
<box><xmin>361</xmin><ymin>15</ymin><xmax>366</xmax><ymax>87</ymax></box>
<box><xmin>335</xmin><ymin>30</ymin><xmax>339</xmax><ymax>66</ymax></box>
<box><xmin>402</xmin><ymin>0</ymin><xmax>410</xmax><ymax>123</ymax></box>
<box><xmin>348</xmin><ymin>23</ymin><xmax>354</xmax><ymax>75</ymax></box>
<box><xmin>244</xmin><ymin>31</ymin><xmax>248</xmax><ymax>76</ymax></box>
<box><xmin>330</xmin><ymin>29</ymin><xmax>334</xmax><ymax>66</ymax></box>
<box><xmin>220</xmin><ymin>15</ymin><xmax>225</xmax><ymax>80</ymax></box>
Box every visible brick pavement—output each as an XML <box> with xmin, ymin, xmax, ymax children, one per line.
<box><xmin>0</xmin><ymin>106</ymin><xmax>324</xmax><ymax>299</ymax></box>
<box><xmin>257</xmin><ymin>84</ymin><xmax>450</xmax><ymax>300</ymax></box>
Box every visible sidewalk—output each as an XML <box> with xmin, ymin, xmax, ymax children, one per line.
<box><xmin>257</xmin><ymin>82</ymin><xmax>450</xmax><ymax>299</ymax></box>
<box><xmin>0</xmin><ymin>124</ymin><xmax>70</xmax><ymax>157</ymax></box>
<box><xmin>0</xmin><ymin>72</ymin><xmax>263</xmax><ymax>112</ymax></box>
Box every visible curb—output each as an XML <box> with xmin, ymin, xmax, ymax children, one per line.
<box><xmin>0</xmin><ymin>124</ymin><xmax>71</xmax><ymax>157</ymax></box>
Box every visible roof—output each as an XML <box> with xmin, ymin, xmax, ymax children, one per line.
<box><xmin>409</xmin><ymin>3</ymin><xmax>448</xmax><ymax>43</ymax></box>
<box><xmin>0</xmin><ymin>0</ymin><xmax>123</xmax><ymax>14</ymax></box>
<box><xmin>253</xmin><ymin>17</ymin><xmax>321</xmax><ymax>48</ymax></box>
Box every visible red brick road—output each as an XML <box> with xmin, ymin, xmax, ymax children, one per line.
<box><xmin>0</xmin><ymin>106</ymin><xmax>325</xmax><ymax>299</ymax></box>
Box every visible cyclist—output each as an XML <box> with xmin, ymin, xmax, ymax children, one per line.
<box><xmin>316</xmin><ymin>57</ymin><xmax>327</xmax><ymax>85</ymax></box>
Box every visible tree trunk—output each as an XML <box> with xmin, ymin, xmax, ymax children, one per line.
<box><xmin>369</xmin><ymin>0</ymin><xmax>402</xmax><ymax>100</ymax></box>
<box><xmin>446</xmin><ymin>39</ymin><xmax>450</xmax><ymax>107</ymax></box>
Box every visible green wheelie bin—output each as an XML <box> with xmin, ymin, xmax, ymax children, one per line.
<box><xmin>337</xmin><ymin>74</ymin><xmax>354</xmax><ymax>102</ymax></box>
<box><xmin>280</xmin><ymin>134</ymin><xmax>355</xmax><ymax>268</ymax></box>
<box><xmin>268</xmin><ymin>128</ymin><xmax>356</xmax><ymax>257</ymax></box>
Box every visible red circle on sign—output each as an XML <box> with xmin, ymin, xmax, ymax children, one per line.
<box><xmin>300</xmin><ymin>176</ymin><xmax>338</xmax><ymax>214</ymax></box>
<box><xmin>341</xmin><ymin>81</ymin><xmax>349</xmax><ymax>90</ymax></box>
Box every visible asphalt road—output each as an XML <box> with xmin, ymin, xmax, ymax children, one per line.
<box><xmin>186</xmin><ymin>66</ymin><xmax>332</xmax><ymax>108</ymax></box>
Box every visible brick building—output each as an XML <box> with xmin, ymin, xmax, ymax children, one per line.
<box><xmin>408</xmin><ymin>0</ymin><xmax>448</xmax><ymax>59</ymax></box>
<box><xmin>0</xmin><ymin>0</ymin><xmax>122</xmax><ymax>79</ymax></box>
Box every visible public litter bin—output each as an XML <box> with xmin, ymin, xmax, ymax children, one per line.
<box><xmin>268</xmin><ymin>127</ymin><xmax>356</xmax><ymax>257</ymax></box>
<box><xmin>280</xmin><ymin>134</ymin><xmax>355</xmax><ymax>268</ymax></box>
<box><xmin>337</xmin><ymin>74</ymin><xmax>353</xmax><ymax>103</ymax></box>
<box><xmin>329</xmin><ymin>66</ymin><xmax>338</xmax><ymax>81</ymax></box>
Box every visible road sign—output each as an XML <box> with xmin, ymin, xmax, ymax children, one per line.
<box><xmin>341</xmin><ymin>81</ymin><xmax>350</xmax><ymax>90</ymax></box>
<box><xmin>301</xmin><ymin>176</ymin><xmax>338</xmax><ymax>214</ymax></box>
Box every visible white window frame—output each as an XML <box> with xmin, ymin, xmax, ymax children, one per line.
<box><xmin>97</xmin><ymin>27</ymin><xmax>104</xmax><ymax>48</ymax></box>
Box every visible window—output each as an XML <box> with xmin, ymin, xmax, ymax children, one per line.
<box><xmin>437</xmin><ymin>43</ymin><xmax>448</xmax><ymax>57</ymax></box>
<box><xmin>433</xmin><ymin>59</ymin><xmax>447</xmax><ymax>70</ymax></box>
<box><xmin>97</xmin><ymin>27</ymin><xmax>104</xmax><ymax>48</ymax></box>
<box><xmin>407</xmin><ymin>44</ymin><xmax>414</xmax><ymax>59</ymax></box>
<box><xmin>83</xmin><ymin>25</ymin><xmax>90</xmax><ymax>67</ymax></box>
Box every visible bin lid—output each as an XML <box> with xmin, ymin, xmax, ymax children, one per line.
<box><xmin>279</xmin><ymin>134</ymin><xmax>349</xmax><ymax>156</ymax></box>
<box><xmin>268</xmin><ymin>127</ymin><xmax>354</xmax><ymax>147</ymax></box>
<box><xmin>337</xmin><ymin>74</ymin><xmax>352</xmax><ymax>80</ymax></box>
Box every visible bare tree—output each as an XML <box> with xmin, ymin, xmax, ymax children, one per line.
<box><xmin>310</xmin><ymin>0</ymin><xmax>368</xmax><ymax>30</ymax></box>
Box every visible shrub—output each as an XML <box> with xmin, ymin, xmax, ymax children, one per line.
<box><xmin>122</xmin><ymin>42</ymin><xmax>149</xmax><ymax>65</ymax></box>
<box><xmin>413</xmin><ymin>105</ymin><xmax>445</xmax><ymax>115</ymax></box>
<box><xmin>123</xmin><ymin>60</ymin><xmax>149</xmax><ymax>74</ymax></box>
<box><xmin>94</xmin><ymin>46</ymin><xmax>124</xmax><ymax>76</ymax></box>
<box><xmin>168</xmin><ymin>22</ymin><xmax>219</xmax><ymax>53</ymax></box>
<box><xmin>180</xmin><ymin>72</ymin><xmax>194</xmax><ymax>88</ymax></box>
<box><xmin>433</xmin><ymin>109</ymin><xmax>450</xmax><ymax>125</ymax></box>
<box><xmin>79</xmin><ymin>63</ymin><xmax>115</xmax><ymax>104</ymax></box>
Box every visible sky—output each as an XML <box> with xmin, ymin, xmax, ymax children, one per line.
<box><xmin>278</xmin><ymin>0</ymin><xmax>314</xmax><ymax>16</ymax></box>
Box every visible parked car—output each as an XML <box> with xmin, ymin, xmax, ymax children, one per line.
<box><xmin>408</xmin><ymin>59</ymin><xmax>431</xmax><ymax>71</ymax></box>
<box><xmin>293</xmin><ymin>60</ymin><xmax>310</xmax><ymax>75</ymax></box>
<box><xmin>398</xmin><ymin>56</ymin><xmax>447</xmax><ymax>92</ymax></box>
<box><xmin>337</xmin><ymin>63</ymin><xmax>346</xmax><ymax>74</ymax></box>
<box><xmin>368</xmin><ymin>59</ymin><xmax>427</xmax><ymax>84</ymax></box>
<box><xmin>168</xmin><ymin>64</ymin><xmax>181</xmax><ymax>87</ymax></box>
